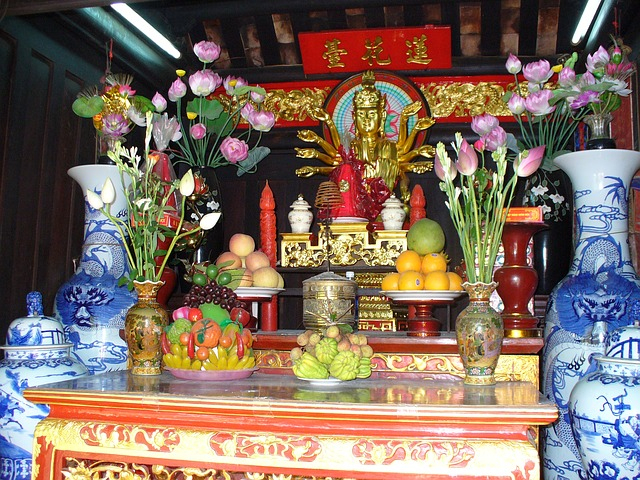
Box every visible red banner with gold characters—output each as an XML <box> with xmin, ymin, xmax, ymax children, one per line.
<box><xmin>298</xmin><ymin>26</ymin><xmax>451</xmax><ymax>75</ymax></box>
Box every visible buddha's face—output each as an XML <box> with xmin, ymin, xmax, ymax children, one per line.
<box><xmin>354</xmin><ymin>106</ymin><xmax>383</xmax><ymax>135</ymax></box>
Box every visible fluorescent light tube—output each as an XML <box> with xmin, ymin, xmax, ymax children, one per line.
<box><xmin>111</xmin><ymin>3</ymin><xmax>181</xmax><ymax>59</ymax></box>
<box><xmin>571</xmin><ymin>0</ymin><xmax>603</xmax><ymax>45</ymax></box>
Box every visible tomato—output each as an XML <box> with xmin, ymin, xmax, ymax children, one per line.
<box><xmin>179</xmin><ymin>332</ymin><xmax>190</xmax><ymax>345</ymax></box>
<box><xmin>217</xmin><ymin>272</ymin><xmax>232</xmax><ymax>285</ymax></box>
<box><xmin>206</xmin><ymin>264</ymin><xmax>219</xmax><ymax>280</ymax></box>
<box><xmin>196</xmin><ymin>346</ymin><xmax>210</xmax><ymax>361</ymax></box>
<box><xmin>218</xmin><ymin>335</ymin><xmax>233</xmax><ymax>348</ymax></box>
<box><xmin>192</xmin><ymin>273</ymin><xmax>208</xmax><ymax>286</ymax></box>
<box><xmin>188</xmin><ymin>307</ymin><xmax>204</xmax><ymax>322</ymax></box>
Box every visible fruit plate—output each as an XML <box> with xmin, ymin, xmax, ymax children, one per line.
<box><xmin>380</xmin><ymin>290</ymin><xmax>466</xmax><ymax>301</ymax></box>
<box><xmin>165</xmin><ymin>367</ymin><xmax>258</xmax><ymax>381</ymax></box>
<box><xmin>297</xmin><ymin>377</ymin><xmax>346</xmax><ymax>387</ymax></box>
<box><xmin>235</xmin><ymin>287</ymin><xmax>285</xmax><ymax>299</ymax></box>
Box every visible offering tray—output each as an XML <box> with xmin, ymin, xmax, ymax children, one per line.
<box><xmin>381</xmin><ymin>290</ymin><xmax>466</xmax><ymax>337</ymax></box>
<box><xmin>234</xmin><ymin>287</ymin><xmax>284</xmax><ymax>301</ymax></box>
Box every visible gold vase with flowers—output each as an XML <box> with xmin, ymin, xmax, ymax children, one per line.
<box><xmin>87</xmin><ymin>112</ymin><xmax>221</xmax><ymax>375</ymax></box>
<box><xmin>435</xmin><ymin>119</ymin><xmax>544</xmax><ymax>385</ymax></box>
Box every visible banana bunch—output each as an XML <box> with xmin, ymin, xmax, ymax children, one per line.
<box><xmin>162</xmin><ymin>341</ymin><xmax>256</xmax><ymax>371</ymax></box>
<box><xmin>290</xmin><ymin>326</ymin><xmax>374</xmax><ymax>381</ymax></box>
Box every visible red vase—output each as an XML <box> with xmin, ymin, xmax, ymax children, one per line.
<box><xmin>494</xmin><ymin>222</ymin><xmax>548</xmax><ymax>337</ymax></box>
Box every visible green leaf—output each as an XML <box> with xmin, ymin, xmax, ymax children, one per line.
<box><xmin>206</xmin><ymin>111</ymin><xmax>234</xmax><ymax>137</ymax></box>
<box><xmin>236</xmin><ymin>147</ymin><xmax>270</xmax><ymax>177</ymax></box>
<box><xmin>130</xmin><ymin>95</ymin><xmax>154</xmax><ymax>113</ymax></box>
<box><xmin>186</xmin><ymin>98</ymin><xmax>224</xmax><ymax>121</ymax></box>
<box><xmin>72</xmin><ymin>96</ymin><xmax>104</xmax><ymax>118</ymax></box>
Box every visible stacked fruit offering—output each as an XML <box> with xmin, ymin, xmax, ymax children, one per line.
<box><xmin>290</xmin><ymin>326</ymin><xmax>374</xmax><ymax>381</ymax></box>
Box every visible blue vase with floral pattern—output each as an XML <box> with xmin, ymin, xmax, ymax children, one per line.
<box><xmin>542</xmin><ymin>149</ymin><xmax>640</xmax><ymax>480</ymax></box>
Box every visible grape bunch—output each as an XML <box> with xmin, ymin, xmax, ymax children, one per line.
<box><xmin>183</xmin><ymin>283</ymin><xmax>247</xmax><ymax>312</ymax></box>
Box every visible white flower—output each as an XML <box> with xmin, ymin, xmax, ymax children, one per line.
<box><xmin>100</xmin><ymin>178</ymin><xmax>116</xmax><ymax>204</ymax></box>
<box><xmin>135</xmin><ymin>198</ymin><xmax>153</xmax><ymax>211</ymax></box>
<box><xmin>549</xmin><ymin>193</ymin><xmax>565</xmax><ymax>204</ymax></box>
<box><xmin>86</xmin><ymin>189</ymin><xmax>104</xmax><ymax>210</ymax></box>
<box><xmin>531</xmin><ymin>185</ymin><xmax>548</xmax><ymax>196</ymax></box>
<box><xmin>206</xmin><ymin>199</ymin><xmax>220</xmax><ymax>210</ymax></box>
<box><xmin>200</xmin><ymin>212</ymin><xmax>221</xmax><ymax>230</ymax></box>
<box><xmin>179</xmin><ymin>169</ymin><xmax>195</xmax><ymax>196</ymax></box>
<box><xmin>541</xmin><ymin>205</ymin><xmax>551</xmax><ymax>214</ymax></box>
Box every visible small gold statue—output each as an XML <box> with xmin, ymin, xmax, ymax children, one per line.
<box><xmin>295</xmin><ymin>70</ymin><xmax>436</xmax><ymax>203</ymax></box>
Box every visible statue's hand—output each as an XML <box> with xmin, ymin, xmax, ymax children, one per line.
<box><xmin>298</xmin><ymin>130</ymin><xmax>322</xmax><ymax>143</ymax></box>
<box><xmin>309</xmin><ymin>106</ymin><xmax>332</xmax><ymax>123</ymax></box>
<box><xmin>295</xmin><ymin>147</ymin><xmax>318</xmax><ymax>159</ymax></box>
<box><xmin>418</xmin><ymin>145</ymin><xmax>436</xmax><ymax>157</ymax></box>
<box><xmin>401</xmin><ymin>101</ymin><xmax>423</xmax><ymax>118</ymax></box>
<box><xmin>414</xmin><ymin>117</ymin><xmax>436</xmax><ymax>130</ymax></box>
<box><xmin>296</xmin><ymin>166</ymin><xmax>317</xmax><ymax>178</ymax></box>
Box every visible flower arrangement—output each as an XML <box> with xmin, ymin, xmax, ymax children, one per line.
<box><xmin>434</xmin><ymin>118</ymin><xmax>544</xmax><ymax>284</ymax></box>
<box><xmin>504</xmin><ymin>38</ymin><xmax>635</xmax><ymax>171</ymax></box>
<box><xmin>153</xmin><ymin>40</ymin><xmax>276</xmax><ymax>173</ymax></box>
<box><xmin>86</xmin><ymin>112</ymin><xmax>220</xmax><ymax>288</ymax></box>
<box><xmin>72</xmin><ymin>73</ymin><xmax>153</xmax><ymax>157</ymax></box>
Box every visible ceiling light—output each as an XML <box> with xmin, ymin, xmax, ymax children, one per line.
<box><xmin>111</xmin><ymin>3</ymin><xmax>181</xmax><ymax>59</ymax></box>
<box><xmin>571</xmin><ymin>0</ymin><xmax>603</xmax><ymax>45</ymax></box>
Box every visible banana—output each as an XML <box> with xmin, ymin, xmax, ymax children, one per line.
<box><xmin>208</xmin><ymin>349</ymin><xmax>218</xmax><ymax>368</ymax></box>
<box><xmin>227</xmin><ymin>353</ymin><xmax>240</xmax><ymax>370</ymax></box>
<box><xmin>236</xmin><ymin>355</ymin><xmax>254</xmax><ymax>370</ymax></box>
<box><xmin>180</xmin><ymin>357</ymin><xmax>192</xmax><ymax>370</ymax></box>
<box><xmin>218</xmin><ymin>348</ymin><xmax>228</xmax><ymax>370</ymax></box>
<box><xmin>203</xmin><ymin>360</ymin><xmax>217</xmax><ymax>371</ymax></box>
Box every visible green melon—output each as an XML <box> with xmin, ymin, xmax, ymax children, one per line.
<box><xmin>406</xmin><ymin>218</ymin><xmax>445</xmax><ymax>255</ymax></box>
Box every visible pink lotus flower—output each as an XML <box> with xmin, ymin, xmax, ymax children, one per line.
<box><xmin>251</xmin><ymin>87</ymin><xmax>265</xmax><ymax>104</ymax></box>
<box><xmin>522</xmin><ymin>59</ymin><xmax>553</xmax><ymax>85</ymax></box>
<box><xmin>223</xmin><ymin>76</ymin><xmax>248</xmax><ymax>96</ymax></box>
<box><xmin>152</xmin><ymin>92</ymin><xmax>167</xmax><ymax>112</ymax></box>
<box><xmin>470</xmin><ymin>114</ymin><xmax>499</xmax><ymax>136</ymax></box>
<box><xmin>507</xmin><ymin>94</ymin><xmax>526</xmax><ymax>115</ymax></box>
<box><xmin>193</xmin><ymin>40</ymin><xmax>221</xmax><ymax>63</ymax></box>
<box><xmin>118</xmin><ymin>85</ymin><xmax>136</xmax><ymax>96</ymax></box>
<box><xmin>558</xmin><ymin>67</ymin><xmax>576</xmax><ymax>88</ymax></box>
<box><xmin>241</xmin><ymin>103</ymin><xmax>255</xmax><ymax>121</ymax></box>
<box><xmin>586</xmin><ymin>46</ymin><xmax>610</xmax><ymax>77</ymax></box>
<box><xmin>524</xmin><ymin>89</ymin><xmax>555</xmax><ymax>116</ymax></box>
<box><xmin>189</xmin><ymin>70</ymin><xmax>222</xmax><ymax>97</ymax></box>
<box><xmin>168</xmin><ymin>78</ymin><xmax>187</xmax><ymax>102</ymax></box>
<box><xmin>505</xmin><ymin>54</ymin><xmax>521</xmax><ymax>74</ymax></box>
<box><xmin>569</xmin><ymin>90</ymin><xmax>601</xmax><ymax>109</ymax></box>
<box><xmin>190</xmin><ymin>123</ymin><xmax>207</xmax><ymax>140</ymax></box>
<box><xmin>482</xmin><ymin>126</ymin><xmax>507</xmax><ymax>152</ymax></box>
<box><xmin>220</xmin><ymin>137</ymin><xmax>249</xmax><ymax>163</ymax></box>
<box><xmin>455</xmin><ymin>139</ymin><xmax>478</xmax><ymax>175</ymax></box>
<box><xmin>248</xmin><ymin>110</ymin><xmax>275</xmax><ymax>132</ymax></box>
<box><xmin>515</xmin><ymin>145</ymin><xmax>545</xmax><ymax>177</ymax></box>
<box><xmin>102</xmin><ymin>113</ymin><xmax>130</xmax><ymax>137</ymax></box>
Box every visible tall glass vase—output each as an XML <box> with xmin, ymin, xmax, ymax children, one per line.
<box><xmin>456</xmin><ymin>281</ymin><xmax>504</xmax><ymax>386</ymax></box>
<box><xmin>584</xmin><ymin>112</ymin><xmax>616</xmax><ymax>150</ymax></box>
<box><xmin>541</xmin><ymin>149</ymin><xmax>640</xmax><ymax>480</ymax></box>
<box><xmin>54</xmin><ymin>165</ymin><xmax>137</xmax><ymax>375</ymax></box>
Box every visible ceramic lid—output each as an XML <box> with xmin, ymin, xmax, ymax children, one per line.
<box><xmin>604</xmin><ymin>301</ymin><xmax>640</xmax><ymax>360</ymax></box>
<box><xmin>382</xmin><ymin>194</ymin><xmax>403</xmax><ymax>207</ymax></box>
<box><xmin>290</xmin><ymin>194</ymin><xmax>311</xmax><ymax>209</ymax></box>
<box><xmin>4</xmin><ymin>291</ymin><xmax>66</xmax><ymax>347</ymax></box>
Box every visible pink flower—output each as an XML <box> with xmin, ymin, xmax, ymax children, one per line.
<box><xmin>220</xmin><ymin>136</ymin><xmax>249</xmax><ymax>163</ymax></box>
<box><xmin>241</xmin><ymin>103</ymin><xmax>255</xmax><ymax>120</ymax></box>
<box><xmin>102</xmin><ymin>113</ymin><xmax>130</xmax><ymax>137</ymax></box>
<box><xmin>505</xmin><ymin>54</ymin><xmax>522</xmax><ymax>74</ymax></box>
<box><xmin>524</xmin><ymin>89</ymin><xmax>555</xmax><ymax>116</ymax></box>
<box><xmin>507</xmin><ymin>94</ymin><xmax>526</xmax><ymax>115</ymax></box>
<box><xmin>434</xmin><ymin>152</ymin><xmax>457</xmax><ymax>182</ymax></box>
<box><xmin>473</xmin><ymin>138</ymin><xmax>485</xmax><ymax>152</ymax></box>
<box><xmin>482</xmin><ymin>126</ymin><xmax>507</xmax><ymax>152</ymax></box>
<box><xmin>190</xmin><ymin>123</ymin><xmax>207</xmax><ymax>140</ymax></box>
<box><xmin>456</xmin><ymin>139</ymin><xmax>478</xmax><ymax>175</ymax></box>
<box><xmin>522</xmin><ymin>59</ymin><xmax>553</xmax><ymax>85</ymax></box>
<box><xmin>515</xmin><ymin>145</ymin><xmax>545</xmax><ymax>177</ymax></box>
<box><xmin>118</xmin><ymin>84</ymin><xmax>136</xmax><ymax>96</ymax></box>
<box><xmin>248</xmin><ymin>110</ymin><xmax>275</xmax><ymax>132</ymax></box>
<box><xmin>558</xmin><ymin>67</ymin><xmax>576</xmax><ymax>88</ymax></box>
<box><xmin>168</xmin><ymin>78</ymin><xmax>187</xmax><ymax>102</ymax></box>
<box><xmin>193</xmin><ymin>40</ymin><xmax>221</xmax><ymax>63</ymax></box>
<box><xmin>223</xmin><ymin>76</ymin><xmax>248</xmax><ymax>96</ymax></box>
<box><xmin>152</xmin><ymin>92</ymin><xmax>167</xmax><ymax>112</ymax></box>
<box><xmin>189</xmin><ymin>70</ymin><xmax>222</xmax><ymax>97</ymax></box>
<box><xmin>586</xmin><ymin>46</ymin><xmax>610</xmax><ymax>76</ymax></box>
<box><xmin>251</xmin><ymin>87</ymin><xmax>265</xmax><ymax>104</ymax></box>
<box><xmin>470</xmin><ymin>114</ymin><xmax>499</xmax><ymax>136</ymax></box>
<box><xmin>570</xmin><ymin>90</ymin><xmax>601</xmax><ymax>109</ymax></box>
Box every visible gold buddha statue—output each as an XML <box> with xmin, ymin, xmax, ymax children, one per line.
<box><xmin>295</xmin><ymin>70</ymin><xmax>435</xmax><ymax>203</ymax></box>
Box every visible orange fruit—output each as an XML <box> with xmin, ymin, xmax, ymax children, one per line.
<box><xmin>395</xmin><ymin>250</ymin><xmax>422</xmax><ymax>273</ymax></box>
<box><xmin>421</xmin><ymin>252</ymin><xmax>448</xmax><ymax>274</ymax></box>
<box><xmin>381</xmin><ymin>272</ymin><xmax>401</xmax><ymax>291</ymax></box>
<box><xmin>398</xmin><ymin>270</ymin><xmax>425</xmax><ymax>290</ymax></box>
<box><xmin>446</xmin><ymin>272</ymin><xmax>464</xmax><ymax>291</ymax></box>
<box><xmin>423</xmin><ymin>271</ymin><xmax>450</xmax><ymax>290</ymax></box>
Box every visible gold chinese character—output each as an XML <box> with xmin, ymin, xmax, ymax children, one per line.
<box><xmin>361</xmin><ymin>36</ymin><xmax>391</xmax><ymax>66</ymax></box>
<box><xmin>406</xmin><ymin>34</ymin><xmax>432</xmax><ymax>65</ymax></box>
<box><xmin>322</xmin><ymin>39</ymin><xmax>348</xmax><ymax>68</ymax></box>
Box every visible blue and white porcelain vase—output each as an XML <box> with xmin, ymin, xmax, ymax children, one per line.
<box><xmin>53</xmin><ymin>165</ymin><xmax>137</xmax><ymax>374</ymax></box>
<box><xmin>542</xmin><ymin>149</ymin><xmax>640</xmax><ymax>480</ymax></box>
<box><xmin>568</xmin><ymin>320</ymin><xmax>640</xmax><ymax>480</ymax></box>
<box><xmin>0</xmin><ymin>292</ymin><xmax>88</xmax><ymax>480</ymax></box>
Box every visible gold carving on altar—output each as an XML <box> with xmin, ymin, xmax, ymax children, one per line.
<box><xmin>419</xmin><ymin>81</ymin><xmax>511</xmax><ymax>118</ymax></box>
<box><xmin>352</xmin><ymin>438</ymin><xmax>475</xmax><ymax>467</ymax></box>
<box><xmin>280</xmin><ymin>222</ymin><xmax>406</xmax><ymax>267</ymax></box>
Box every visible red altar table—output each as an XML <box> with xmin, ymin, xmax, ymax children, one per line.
<box><xmin>25</xmin><ymin>368</ymin><xmax>557</xmax><ymax>480</ymax></box>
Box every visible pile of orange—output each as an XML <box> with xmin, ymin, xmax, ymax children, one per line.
<box><xmin>381</xmin><ymin>250</ymin><xmax>464</xmax><ymax>291</ymax></box>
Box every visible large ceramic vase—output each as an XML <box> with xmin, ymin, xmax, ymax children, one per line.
<box><xmin>542</xmin><ymin>149</ymin><xmax>640</xmax><ymax>480</ymax></box>
<box><xmin>568</xmin><ymin>321</ymin><xmax>640</xmax><ymax>480</ymax></box>
<box><xmin>455</xmin><ymin>281</ymin><xmax>504</xmax><ymax>386</ymax></box>
<box><xmin>124</xmin><ymin>280</ymin><xmax>169</xmax><ymax>376</ymax></box>
<box><xmin>54</xmin><ymin>165</ymin><xmax>137</xmax><ymax>375</ymax></box>
<box><xmin>0</xmin><ymin>292</ymin><xmax>88</xmax><ymax>480</ymax></box>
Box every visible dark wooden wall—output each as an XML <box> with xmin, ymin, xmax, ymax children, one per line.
<box><xmin>0</xmin><ymin>15</ymin><xmax>474</xmax><ymax>341</ymax></box>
